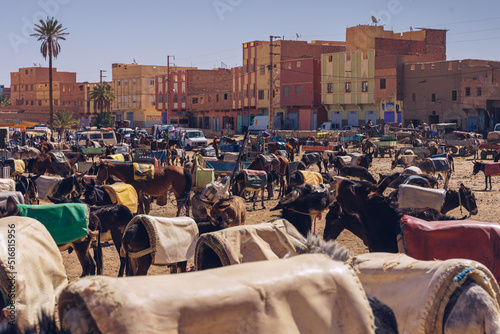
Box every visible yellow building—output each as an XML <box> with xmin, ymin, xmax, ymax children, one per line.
<box><xmin>112</xmin><ymin>63</ymin><xmax>170</xmax><ymax>128</ymax></box>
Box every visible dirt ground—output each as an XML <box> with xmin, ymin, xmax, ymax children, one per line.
<box><xmin>61</xmin><ymin>149</ymin><xmax>499</xmax><ymax>282</ymax></box>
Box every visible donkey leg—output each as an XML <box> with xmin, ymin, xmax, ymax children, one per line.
<box><xmin>72</xmin><ymin>240</ymin><xmax>96</xmax><ymax>277</ymax></box>
<box><xmin>129</xmin><ymin>255</ymin><xmax>153</xmax><ymax>276</ymax></box>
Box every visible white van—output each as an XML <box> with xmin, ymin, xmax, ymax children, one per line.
<box><xmin>172</xmin><ymin>128</ymin><xmax>207</xmax><ymax>150</ymax></box>
<box><xmin>77</xmin><ymin>130</ymin><xmax>117</xmax><ymax>146</ymax></box>
<box><xmin>248</xmin><ymin>116</ymin><xmax>281</xmax><ymax>133</ymax></box>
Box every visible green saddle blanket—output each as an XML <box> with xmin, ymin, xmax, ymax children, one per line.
<box><xmin>49</xmin><ymin>151</ymin><xmax>68</xmax><ymax>164</ymax></box>
<box><xmin>16</xmin><ymin>203</ymin><xmax>89</xmax><ymax>245</ymax></box>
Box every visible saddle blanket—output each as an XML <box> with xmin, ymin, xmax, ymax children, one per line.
<box><xmin>295</xmin><ymin>171</ymin><xmax>323</xmax><ymax>186</ymax></box>
<box><xmin>0</xmin><ymin>216</ymin><xmax>67</xmax><ymax>328</ymax></box>
<box><xmin>59</xmin><ymin>255</ymin><xmax>375</xmax><ymax>334</ymax></box>
<box><xmin>430</xmin><ymin>157</ymin><xmax>449</xmax><ymax>172</ymax></box>
<box><xmin>102</xmin><ymin>184</ymin><xmax>138</xmax><ymax>214</ymax></box>
<box><xmin>399</xmin><ymin>215</ymin><xmax>500</xmax><ymax>282</ymax></box>
<box><xmin>484</xmin><ymin>162</ymin><xmax>500</xmax><ymax>176</ymax></box>
<box><xmin>16</xmin><ymin>203</ymin><xmax>89</xmax><ymax>245</ymax></box>
<box><xmin>107</xmin><ymin>154</ymin><xmax>125</xmax><ymax>161</ymax></box>
<box><xmin>36</xmin><ymin>175</ymin><xmax>64</xmax><ymax>200</ymax></box>
<box><xmin>301</xmin><ymin>152</ymin><xmax>321</xmax><ymax>165</ymax></box>
<box><xmin>121</xmin><ymin>215</ymin><xmax>198</xmax><ymax>265</ymax></box>
<box><xmin>349</xmin><ymin>153</ymin><xmax>363</xmax><ymax>166</ymax></box>
<box><xmin>195</xmin><ymin>219</ymin><xmax>307</xmax><ymax>269</ymax></box>
<box><xmin>431</xmin><ymin>153</ymin><xmax>448</xmax><ymax>159</ymax></box>
<box><xmin>401</xmin><ymin>154</ymin><xmax>417</xmax><ymax>165</ymax></box>
<box><xmin>402</xmin><ymin>166</ymin><xmax>423</xmax><ymax>175</ymax></box>
<box><xmin>257</xmin><ymin>153</ymin><xmax>279</xmax><ymax>168</ymax></box>
<box><xmin>348</xmin><ymin>253</ymin><xmax>500</xmax><ymax>334</ymax></box>
<box><xmin>241</xmin><ymin>169</ymin><xmax>267</xmax><ymax>189</ymax></box>
<box><xmin>337</xmin><ymin>155</ymin><xmax>352</xmax><ymax>166</ymax></box>
<box><xmin>49</xmin><ymin>151</ymin><xmax>68</xmax><ymax>164</ymax></box>
<box><xmin>133</xmin><ymin>162</ymin><xmax>154</xmax><ymax>181</ymax></box>
<box><xmin>0</xmin><ymin>191</ymin><xmax>24</xmax><ymax>207</ymax></box>
<box><xmin>0</xmin><ymin>178</ymin><xmax>15</xmax><ymax>193</ymax></box>
<box><xmin>398</xmin><ymin>184</ymin><xmax>445</xmax><ymax>211</ymax></box>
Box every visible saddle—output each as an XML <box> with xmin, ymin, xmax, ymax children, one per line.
<box><xmin>399</xmin><ymin>215</ymin><xmax>500</xmax><ymax>282</ymax></box>
<box><xmin>429</xmin><ymin>157</ymin><xmax>449</xmax><ymax>172</ymax></box>
<box><xmin>49</xmin><ymin>151</ymin><xmax>68</xmax><ymax>164</ymax></box>
<box><xmin>133</xmin><ymin>163</ymin><xmax>154</xmax><ymax>181</ymax></box>
<box><xmin>398</xmin><ymin>184</ymin><xmax>446</xmax><ymax>211</ymax></box>
<box><xmin>257</xmin><ymin>154</ymin><xmax>279</xmax><ymax>171</ymax></box>
<box><xmin>241</xmin><ymin>169</ymin><xmax>268</xmax><ymax>189</ymax></box>
<box><xmin>484</xmin><ymin>162</ymin><xmax>500</xmax><ymax>176</ymax></box>
<box><xmin>301</xmin><ymin>152</ymin><xmax>321</xmax><ymax>166</ymax></box>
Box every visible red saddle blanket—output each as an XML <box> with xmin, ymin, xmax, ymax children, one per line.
<box><xmin>484</xmin><ymin>162</ymin><xmax>500</xmax><ymax>176</ymax></box>
<box><xmin>399</xmin><ymin>215</ymin><xmax>500</xmax><ymax>282</ymax></box>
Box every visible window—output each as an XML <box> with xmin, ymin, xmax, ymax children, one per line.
<box><xmin>117</xmin><ymin>97</ymin><xmax>121</xmax><ymax>103</ymax></box>
<box><xmin>421</xmin><ymin>64</ymin><xmax>425</xmax><ymax>70</ymax></box>
<box><xmin>30</xmin><ymin>100</ymin><xmax>33</xmax><ymax>105</ymax></box>
<box><xmin>150</xmin><ymin>79</ymin><xmax>155</xmax><ymax>85</ymax></box>
<box><xmin>233</xmin><ymin>92</ymin><xmax>236</xmax><ymax>100</ymax></box>
<box><xmin>327</xmin><ymin>83</ymin><xmax>333</xmax><ymax>93</ymax></box>
<box><xmin>477</xmin><ymin>87</ymin><xmax>482</xmax><ymax>96</ymax></box>
<box><xmin>452</xmin><ymin>90</ymin><xmax>457</xmax><ymax>101</ymax></box>
<box><xmin>182</xmin><ymin>94</ymin><xmax>186</xmax><ymax>102</ymax></box>
<box><xmin>224</xmin><ymin>93</ymin><xmax>228</xmax><ymax>100</ymax></box>
<box><xmin>410</xmin><ymin>64</ymin><xmax>415</xmax><ymax>71</ymax></box>
<box><xmin>250</xmin><ymin>89</ymin><xmax>254</xmax><ymax>98</ymax></box>
<box><xmin>465</xmin><ymin>87</ymin><xmax>471</xmax><ymax>96</ymax></box>
<box><xmin>412</xmin><ymin>93</ymin><xmax>416</xmax><ymax>102</ymax></box>
<box><xmin>448</xmin><ymin>62</ymin><xmax>453</xmax><ymax>71</ymax></box>
<box><xmin>54</xmin><ymin>100</ymin><xmax>58</xmax><ymax>106</ymax></box>
<box><xmin>174</xmin><ymin>75</ymin><xmax>178</xmax><ymax>82</ymax></box>
<box><xmin>345</xmin><ymin>82</ymin><xmax>351</xmax><ymax>93</ymax></box>
<box><xmin>250</xmin><ymin>64</ymin><xmax>254</xmax><ymax>72</ymax></box>
<box><xmin>239</xmin><ymin>92</ymin><xmax>241</xmax><ymax>100</ymax></box>
<box><xmin>362</xmin><ymin>81</ymin><xmax>368</xmax><ymax>92</ymax></box>
<box><xmin>132</xmin><ymin>79</ymin><xmax>136</xmax><ymax>85</ymax></box>
<box><xmin>124</xmin><ymin>96</ymin><xmax>128</xmax><ymax>103</ymax></box>
<box><xmin>431</xmin><ymin>64</ymin><xmax>435</xmax><ymax>70</ymax></box>
<box><xmin>31</xmin><ymin>85</ymin><xmax>34</xmax><ymax>91</ymax></box>
<box><xmin>296</xmin><ymin>61</ymin><xmax>301</xmax><ymax>68</ymax></box>
<box><xmin>244</xmin><ymin>90</ymin><xmax>248</xmax><ymax>98</ymax></box>
<box><xmin>432</xmin><ymin>93</ymin><xmax>436</xmax><ymax>102</ymax></box>
<box><xmin>260</xmin><ymin>66</ymin><xmax>265</xmax><ymax>75</ymax></box>
<box><xmin>174</xmin><ymin>95</ymin><xmax>178</xmax><ymax>102</ymax></box>
<box><xmin>346</xmin><ymin>53</ymin><xmax>351</xmax><ymax>61</ymax></box>
<box><xmin>283</xmin><ymin>86</ymin><xmax>289</xmax><ymax>98</ymax></box>
<box><xmin>181</xmin><ymin>74</ymin><xmax>186</xmax><ymax>81</ymax></box>
<box><xmin>328</xmin><ymin>55</ymin><xmax>333</xmax><ymax>62</ymax></box>
<box><xmin>244</xmin><ymin>65</ymin><xmax>247</xmax><ymax>73</ymax></box>
<box><xmin>200</xmin><ymin>97</ymin><xmax>204</xmax><ymax>104</ymax></box>
<box><xmin>38</xmin><ymin>100</ymin><xmax>41</xmax><ymax>106</ymax></box>
<box><xmin>258</xmin><ymin>90</ymin><xmax>265</xmax><ymax>100</ymax></box>
<box><xmin>295</xmin><ymin>85</ymin><xmax>301</xmax><ymax>94</ymax></box>
<box><xmin>216</xmin><ymin>94</ymin><xmax>219</xmax><ymax>102</ymax></box>
<box><xmin>118</xmin><ymin>80</ymin><xmax>121</xmax><ymax>86</ymax></box>
<box><xmin>132</xmin><ymin>95</ymin><xmax>137</xmax><ymax>103</ymax></box>
<box><xmin>158</xmin><ymin>95</ymin><xmax>163</xmax><ymax>103</ymax></box>
<box><xmin>25</xmin><ymin>70</ymin><xmax>28</xmax><ymax>74</ymax></box>
<box><xmin>380</xmin><ymin>79</ymin><xmax>386</xmax><ymax>89</ymax></box>
<box><xmin>362</xmin><ymin>51</ymin><xmax>368</xmax><ymax>60</ymax></box>
<box><xmin>124</xmin><ymin>80</ymin><xmax>128</xmax><ymax>86</ymax></box>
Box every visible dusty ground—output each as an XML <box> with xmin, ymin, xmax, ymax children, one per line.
<box><xmin>61</xmin><ymin>149</ymin><xmax>499</xmax><ymax>282</ymax></box>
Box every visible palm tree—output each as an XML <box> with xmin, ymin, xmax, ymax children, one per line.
<box><xmin>52</xmin><ymin>110</ymin><xmax>78</xmax><ymax>142</ymax></box>
<box><xmin>31</xmin><ymin>17</ymin><xmax>68</xmax><ymax>130</ymax></box>
<box><xmin>89</xmin><ymin>82</ymin><xmax>115</xmax><ymax>114</ymax></box>
<box><xmin>0</xmin><ymin>93</ymin><xmax>11</xmax><ymax>106</ymax></box>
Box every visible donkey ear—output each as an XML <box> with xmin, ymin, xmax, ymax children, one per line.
<box><xmin>5</xmin><ymin>197</ymin><xmax>19</xmax><ymax>217</ymax></box>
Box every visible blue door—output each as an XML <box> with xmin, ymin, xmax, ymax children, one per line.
<box><xmin>289</xmin><ymin>112</ymin><xmax>298</xmax><ymax>130</ymax></box>
<box><xmin>384</xmin><ymin>111</ymin><xmax>395</xmax><ymax>123</ymax></box>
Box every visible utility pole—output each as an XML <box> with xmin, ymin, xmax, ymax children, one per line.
<box><xmin>100</xmin><ymin>70</ymin><xmax>107</xmax><ymax>83</ymax></box>
<box><xmin>166</xmin><ymin>55</ymin><xmax>175</xmax><ymax>124</ymax></box>
<box><xmin>269</xmin><ymin>36</ymin><xmax>281</xmax><ymax>132</ymax></box>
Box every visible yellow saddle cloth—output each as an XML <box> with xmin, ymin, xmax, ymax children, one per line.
<box><xmin>133</xmin><ymin>162</ymin><xmax>154</xmax><ymax>181</ymax></box>
<box><xmin>102</xmin><ymin>183</ymin><xmax>138</xmax><ymax>214</ymax></box>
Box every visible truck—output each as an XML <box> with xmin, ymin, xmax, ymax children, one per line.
<box><xmin>248</xmin><ymin>116</ymin><xmax>281</xmax><ymax>133</ymax></box>
<box><xmin>172</xmin><ymin>128</ymin><xmax>208</xmax><ymax>150</ymax></box>
<box><xmin>318</xmin><ymin>122</ymin><xmax>340</xmax><ymax>131</ymax></box>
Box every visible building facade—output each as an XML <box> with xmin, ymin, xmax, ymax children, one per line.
<box><xmin>9</xmin><ymin>67</ymin><xmax>84</xmax><ymax>122</ymax></box>
<box><xmin>404</xmin><ymin>59</ymin><xmax>500</xmax><ymax>132</ymax></box>
<box><xmin>156</xmin><ymin>68</ymin><xmax>232</xmax><ymax>130</ymax></box>
<box><xmin>322</xmin><ymin>25</ymin><xmax>447</xmax><ymax>128</ymax></box>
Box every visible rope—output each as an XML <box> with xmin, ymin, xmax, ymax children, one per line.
<box><xmin>285</xmin><ymin>207</ymin><xmax>328</xmax><ymax>235</ymax></box>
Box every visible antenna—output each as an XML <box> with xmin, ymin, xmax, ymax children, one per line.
<box><xmin>296</xmin><ymin>33</ymin><xmax>301</xmax><ymax>40</ymax></box>
<box><xmin>371</xmin><ymin>16</ymin><xmax>379</xmax><ymax>25</ymax></box>
<box><xmin>221</xmin><ymin>62</ymin><xmax>227</xmax><ymax>69</ymax></box>
<box><xmin>133</xmin><ymin>58</ymin><xmax>138</xmax><ymax>64</ymax></box>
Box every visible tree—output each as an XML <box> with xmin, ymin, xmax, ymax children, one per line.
<box><xmin>93</xmin><ymin>112</ymin><xmax>113</xmax><ymax>128</ymax></box>
<box><xmin>0</xmin><ymin>93</ymin><xmax>11</xmax><ymax>106</ymax></box>
<box><xmin>89</xmin><ymin>82</ymin><xmax>115</xmax><ymax>114</ymax></box>
<box><xmin>52</xmin><ymin>110</ymin><xmax>78</xmax><ymax>142</ymax></box>
<box><xmin>31</xmin><ymin>17</ymin><xmax>68</xmax><ymax>130</ymax></box>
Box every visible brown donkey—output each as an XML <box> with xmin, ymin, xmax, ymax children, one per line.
<box><xmin>96</xmin><ymin>162</ymin><xmax>192</xmax><ymax>216</ymax></box>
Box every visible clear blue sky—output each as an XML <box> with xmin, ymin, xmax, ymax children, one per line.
<box><xmin>2</xmin><ymin>0</ymin><xmax>500</xmax><ymax>85</ymax></box>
